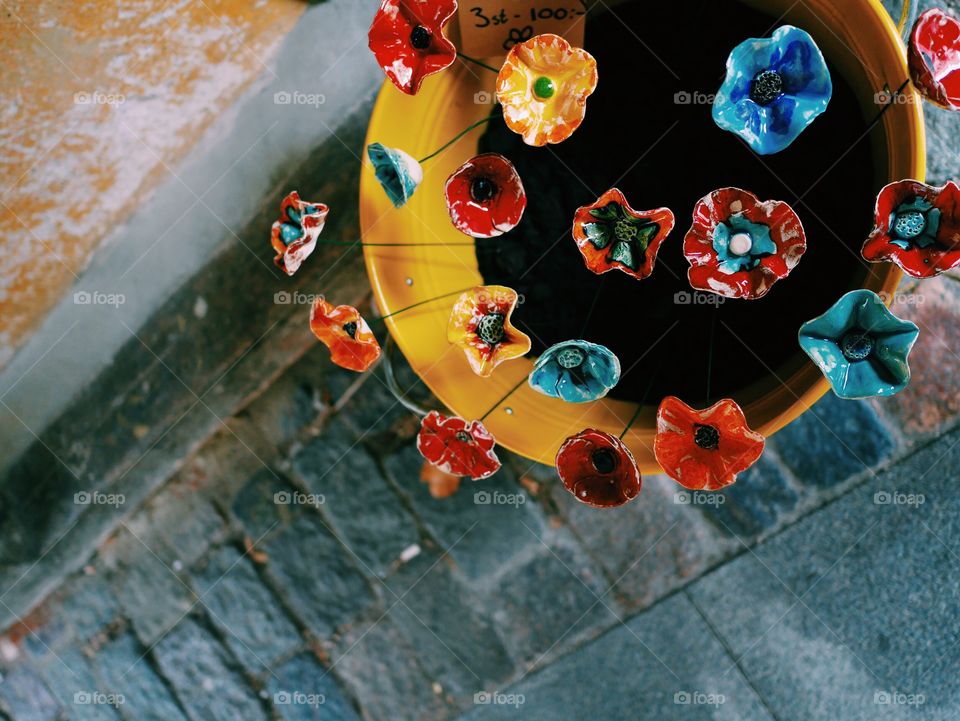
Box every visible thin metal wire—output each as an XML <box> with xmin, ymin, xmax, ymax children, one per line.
<box><xmin>382</xmin><ymin>336</ymin><xmax>432</xmax><ymax>417</ymax></box>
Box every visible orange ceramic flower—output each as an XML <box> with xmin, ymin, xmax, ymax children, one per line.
<box><xmin>496</xmin><ymin>33</ymin><xmax>598</xmax><ymax>147</ymax></box>
<box><xmin>309</xmin><ymin>298</ymin><xmax>382</xmax><ymax>372</ymax></box>
<box><xmin>572</xmin><ymin>188</ymin><xmax>675</xmax><ymax>281</ymax></box>
<box><xmin>654</xmin><ymin>396</ymin><xmax>765</xmax><ymax>491</ymax></box>
<box><xmin>447</xmin><ymin>286</ymin><xmax>531</xmax><ymax>377</ymax></box>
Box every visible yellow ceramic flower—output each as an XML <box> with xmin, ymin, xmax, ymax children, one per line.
<box><xmin>447</xmin><ymin>286</ymin><xmax>532</xmax><ymax>377</ymax></box>
<box><xmin>496</xmin><ymin>33</ymin><xmax>599</xmax><ymax>147</ymax></box>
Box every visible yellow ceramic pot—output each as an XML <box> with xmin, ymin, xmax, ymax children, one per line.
<box><xmin>359</xmin><ymin>0</ymin><xmax>924</xmax><ymax>473</ymax></box>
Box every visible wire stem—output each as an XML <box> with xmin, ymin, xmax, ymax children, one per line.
<box><xmin>375</xmin><ymin>287</ymin><xmax>471</xmax><ymax>321</ymax></box>
<box><xmin>897</xmin><ymin>0</ymin><xmax>912</xmax><ymax>35</ymax></box>
<box><xmin>317</xmin><ymin>240</ymin><xmax>477</xmax><ymax>247</ymax></box>
<box><xmin>705</xmin><ymin>305</ymin><xmax>718</xmax><ymax>405</ymax></box>
<box><xmin>479</xmin><ymin>375</ymin><xmax>527</xmax><ymax>422</ymax></box>
<box><xmin>619</xmin><ymin>361</ymin><xmax>664</xmax><ymax>439</ymax></box>
<box><xmin>459</xmin><ymin>53</ymin><xmax>500</xmax><ymax>74</ymax></box>
<box><xmin>418</xmin><ymin>114</ymin><xmax>496</xmax><ymax>164</ymax></box>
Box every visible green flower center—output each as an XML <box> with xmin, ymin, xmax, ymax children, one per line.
<box><xmin>470</xmin><ymin>177</ymin><xmax>497</xmax><ymax>203</ymax></box>
<box><xmin>840</xmin><ymin>332</ymin><xmax>874</xmax><ymax>362</ymax></box>
<box><xmin>614</xmin><ymin>219</ymin><xmax>638</xmax><ymax>243</ymax></box>
<box><xmin>694</xmin><ymin>424</ymin><xmax>720</xmax><ymax>450</ymax></box>
<box><xmin>556</xmin><ymin>347</ymin><xmax>585</xmax><ymax>369</ymax></box>
<box><xmin>476</xmin><ymin>313</ymin><xmax>506</xmax><ymax>346</ymax></box>
<box><xmin>342</xmin><ymin>322</ymin><xmax>358</xmax><ymax>339</ymax></box>
<box><xmin>591</xmin><ymin>448</ymin><xmax>617</xmax><ymax>474</ymax></box>
<box><xmin>749</xmin><ymin>70</ymin><xmax>783</xmax><ymax>106</ymax></box>
<box><xmin>455</xmin><ymin>431</ymin><xmax>472</xmax><ymax>443</ymax></box>
<box><xmin>410</xmin><ymin>25</ymin><xmax>432</xmax><ymax>50</ymax></box>
<box><xmin>533</xmin><ymin>76</ymin><xmax>556</xmax><ymax>99</ymax></box>
<box><xmin>892</xmin><ymin>210</ymin><xmax>926</xmax><ymax>240</ymax></box>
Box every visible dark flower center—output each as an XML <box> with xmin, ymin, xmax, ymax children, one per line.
<box><xmin>591</xmin><ymin>448</ymin><xmax>617</xmax><ymax>474</ymax></box>
<box><xmin>892</xmin><ymin>210</ymin><xmax>926</xmax><ymax>240</ymax></box>
<box><xmin>749</xmin><ymin>70</ymin><xmax>783</xmax><ymax>106</ymax></box>
<box><xmin>614</xmin><ymin>218</ymin><xmax>638</xmax><ymax>243</ymax></box>
<box><xmin>840</xmin><ymin>331</ymin><xmax>874</xmax><ymax>361</ymax></box>
<box><xmin>455</xmin><ymin>431</ymin><xmax>472</xmax><ymax>443</ymax></box>
<box><xmin>410</xmin><ymin>25</ymin><xmax>432</xmax><ymax>50</ymax></box>
<box><xmin>556</xmin><ymin>347</ymin><xmax>585</xmax><ymax>369</ymax></box>
<box><xmin>342</xmin><ymin>322</ymin><xmax>358</xmax><ymax>339</ymax></box>
<box><xmin>693</xmin><ymin>424</ymin><xmax>720</xmax><ymax>450</ymax></box>
<box><xmin>470</xmin><ymin>177</ymin><xmax>497</xmax><ymax>203</ymax></box>
<box><xmin>476</xmin><ymin>313</ymin><xmax>506</xmax><ymax>346</ymax></box>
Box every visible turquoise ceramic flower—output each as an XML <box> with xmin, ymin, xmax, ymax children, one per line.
<box><xmin>798</xmin><ymin>290</ymin><xmax>919</xmax><ymax>400</ymax></box>
<box><xmin>529</xmin><ymin>340</ymin><xmax>621</xmax><ymax>403</ymax></box>
<box><xmin>367</xmin><ymin>142</ymin><xmax>423</xmax><ymax>208</ymax></box>
<box><xmin>887</xmin><ymin>196</ymin><xmax>941</xmax><ymax>250</ymax></box>
<box><xmin>711</xmin><ymin>213</ymin><xmax>777</xmax><ymax>274</ymax></box>
<box><xmin>713</xmin><ymin>25</ymin><xmax>832</xmax><ymax>155</ymax></box>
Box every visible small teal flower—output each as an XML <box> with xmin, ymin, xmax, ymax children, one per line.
<box><xmin>798</xmin><ymin>290</ymin><xmax>919</xmax><ymax>400</ymax></box>
<box><xmin>367</xmin><ymin>143</ymin><xmax>423</xmax><ymax>208</ymax></box>
<box><xmin>529</xmin><ymin>340</ymin><xmax>621</xmax><ymax>403</ymax></box>
<box><xmin>711</xmin><ymin>213</ymin><xmax>777</xmax><ymax>274</ymax></box>
<box><xmin>713</xmin><ymin>25</ymin><xmax>832</xmax><ymax>155</ymax></box>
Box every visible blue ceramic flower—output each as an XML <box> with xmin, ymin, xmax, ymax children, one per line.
<box><xmin>798</xmin><ymin>290</ymin><xmax>919</xmax><ymax>400</ymax></box>
<box><xmin>367</xmin><ymin>142</ymin><xmax>423</xmax><ymax>208</ymax></box>
<box><xmin>529</xmin><ymin>340</ymin><xmax>621</xmax><ymax>403</ymax></box>
<box><xmin>887</xmin><ymin>196</ymin><xmax>941</xmax><ymax>250</ymax></box>
<box><xmin>713</xmin><ymin>25</ymin><xmax>832</xmax><ymax>155</ymax></box>
<box><xmin>711</xmin><ymin>213</ymin><xmax>777</xmax><ymax>274</ymax></box>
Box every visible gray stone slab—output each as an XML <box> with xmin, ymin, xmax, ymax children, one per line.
<box><xmin>38</xmin><ymin>647</ymin><xmax>122</xmax><ymax>721</ymax></box>
<box><xmin>266</xmin><ymin>653</ymin><xmax>361</xmax><ymax>721</ymax></box>
<box><xmin>687</xmin><ymin>425</ymin><xmax>960</xmax><ymax>721</ymax></box>
<box><xmin>0</xmin><ymin>666</ymin><xmax>60</xmax><ymax>721</ymax></box>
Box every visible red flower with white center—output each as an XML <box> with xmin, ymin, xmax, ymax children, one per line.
<box><xmin>909</xmin><ymin>8</ymin><xmax>960</xmax><ymax>110</ymax></box>
<box><xmin>270</xmin><ymin>191</ymin><xmax>329</xmax><ymax>276</ymax></box>
<box><xmin>416</xmin><ymin>410</ymin><xmax>501</xmax><ymax>480</ymax></box>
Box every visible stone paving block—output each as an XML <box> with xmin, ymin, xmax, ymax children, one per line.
<box><xmin>230</xmin><ymin>468</ymin><xmax>302</xmax><ymax>541</ymax></box>
<box><xmin>291</xmin><ymin>420</ymin><xmax>420</xmax><ymax>577</ymax></box>
<box><xmin>457</xmin><ymin>592</ymin><xmax>773</xmax><ymax>721</ymax></box>
<box><xmin>383</xmin><ymin>444</ymin><xmax>548</xmax><ymax>581</ymax></box>
<box><xmin>0</xmin><ymin>665</ymin><xmax>60</xmax><ymax>721</ymax></box>
<box><xmin>769</xmin><ymin>393</ymin><xmax>895</xmax><ymax>488</ymax></box>
<box><xmin>137</xmin><ymin>478</ymin><xmax>227</xmax><ymax>569</ymax></box>
<box><xmin>261</xmin><ymin>511</ymin><xmax>376</xmax><ymax>640</ymax></box>
<box><xmin>266</xmin><ymin>653</ymin><xmax>361</xmax><ymax>721</ymax></box>
<box><xmin>381</xmin><ymin>551</ymin><xmax>515</xmax><ymax>702</ymax></box>
<box><xmin>39</xmin><ymin>647</ymin><xmax>122</xmax><ymax>721</ymax></box>
<box><xmin>55</xmin><ymin>571</ymin><xmax>120</xmax><ymax>643</ymax></box>
<box><xmin>193</xmin><ymin>545</ymin><xmax>303</xmax><ymax>676</ymax></box>
<box><xmin>686</xmin><ymin>425</ymin><xmax>960</xmax><ymax>721</ymax></box>
<box><xmin>553</xmin><ymin>474</ymin><xmax>732</xmax><ymax>611</ymax></box>
<box><xmin>695</xmin><ymin>451</ymin><xmax>802</xmax><ymax>539</ymax></box>
<box><xmin>330</xmin><ymin>614</ymin><xmax>452</xmax><ymax>721</ymax></box>
<box><xmin>152</xmin><ymin>617</ymin><xmax>268</xmax><ymax>721</ymax></box>
<box><xmin>484</xmin><ymin>536</ymin><xmax>620</xmax><ymax>667</ymax></box>
<box><xmin>90</xmin><ymin>632</ymin><xmax>190</xmax><ymax>721</ymax></box>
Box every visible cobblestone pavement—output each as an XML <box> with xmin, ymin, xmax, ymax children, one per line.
<box><xmin>3</xmin><ymin>0</ymin><xmax>960</xmax><ymax>720</ymax></box>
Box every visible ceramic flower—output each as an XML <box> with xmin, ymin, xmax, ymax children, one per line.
<box><xmin>447</xmin><ymin>286</ymin><xmax>531</xmax><ymax>377</ymax></box>
<box><xmin>861</xmin><ymin>179</ymin><xmax>960</xmax><ymax>278</ymax></box>
<box><xmin>368</xmin><ymin>0</ymin><xmax>458</xmax><ymax>96</ymax></box>
<box><xmin>713</xmin><ymin>25</ymin><xmax>832</xmax><ymax>155</ymax></box>
<box><xmin>654</xmin><ymin>397</ymin><xmax>765</xmax><ymax>491</ymax></box>
<box><xmin>270</xmin><ymin>191</ymin><xmax>330</xmax><ymax>276</ymax></box>
<box><xmin>309</xmin><ymin>298</ymin><xmax>382</xmax><ymax>372</ymax></box>
<box><xmin>572</xmin><ymin>188</ymin><xmax>675</xmax><ymax>281</ymax></box>
<box><xmin>528</xmin><ymin>340</ymin><xmax>620</xmax><ymax>403</ymax></box>
<box><xmin>798</xmin><ymin>290</ymin><xmax>920</xmax><ymax>399</ymax></box>
<box><xmin>909</xmin><ymin>8</ymin><xmax>960</xmax><ymax>110</ymax></box>
<box><xmin>368</xmin><ymin>142</ymin><xmax>423</xmax><ymax>208</ymax></box>
<box><xmin>555</xmin><ymin>429</ymin><xmax>641</xmax><ymax>508</ymax></box>
<box><xmin>444</xmin><ymin>153</ymin><xmax>527</xmax><ymax>238</ymax></box>
<box><xmin>684</xmin><ymin>187</ymin><xmax>806</xmax><ymax>300</ymax></box>
<box><xmin>496</xmin><ymin>33</ymin><xmax>598</xmax><ymax>147</ymax></box>
<box><xmin>416</xmin><ymin>410</ymin><xmax>501</xmax><ymax>480</ymax></box>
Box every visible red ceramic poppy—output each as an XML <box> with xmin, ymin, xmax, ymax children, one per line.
<box><xmin>555</xmin><ymin>429</ymin><xmax>641</xmax><ymax>508</ymax></box>
<box><xmin>416</xmin><ymin>410</ymin><xmax>501</xmax><ymax>480</ymax></box>
<box><xmin>861</xmin><ymin>179</ymin><xmax>960</xmax><ymax>278</ymax></box>
<box><xmin>684</xmin><ymin>188</ymin><xmax>806</xmax><ymax>300</ymax></box>
<box><xmin>909</xmin><ymin>8</ymin><xmax>960</xmax><ymax>110</ymax></box>
<box><xmin>368</xmin><ymin>0</ymin><xmax>458</xmax><ymax>96</ymax></box>
<box><xmin>572</xmin><ymin>188</ymin><xmax>675</xmax><ymax>281</ymax></box>
<box><xmin>309</xmin><ymin>298</ymin><xmax>382</xmax><ymax>372</ymax></box>
<box><xmin>654</xmin><ymin>396</ymin><xmax>764</xmax><ymax>492</ymax></box>
<box><xmin>444</xmin><ymin>154</ymin><xmax>527</xmax><ymax>238</ymax></box>
<box><xmin>270</xmin><ymin>191</ymin><xmax>329</xmax><ymax>276</ymax></box>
